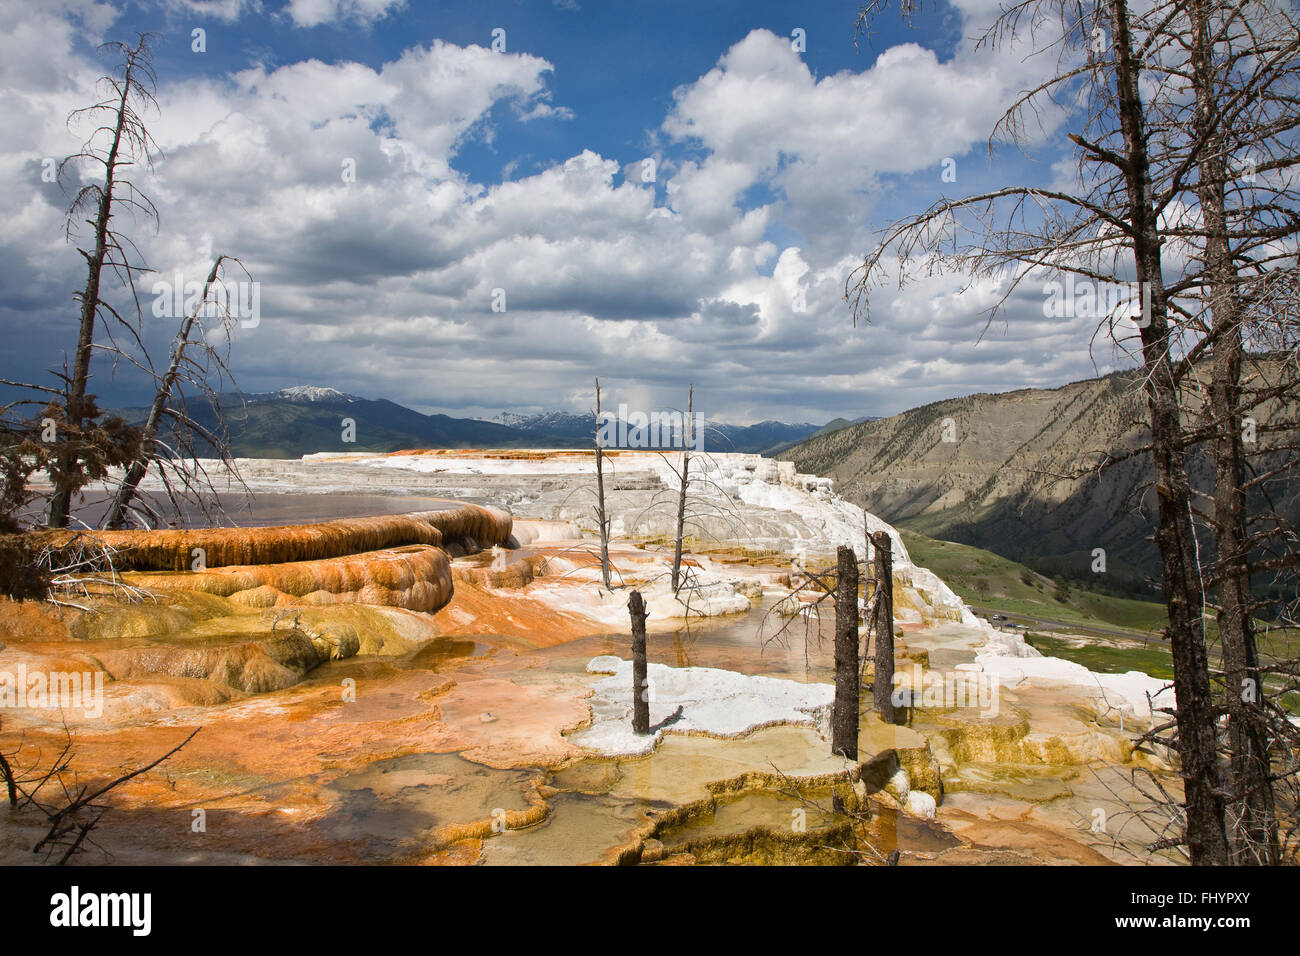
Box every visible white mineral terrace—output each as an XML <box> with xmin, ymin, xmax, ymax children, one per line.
<box><xmin>0</xmin><ymin>448</ymin><xmax>1187</xmax><ymax>865</ymax></box>
<box><xmin>120</xmin><ymin>448</ymin><xmax>1175</xmax><ymax>721</ymax></box>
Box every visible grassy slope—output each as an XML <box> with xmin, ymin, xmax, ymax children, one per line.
<box><xmin>899</xmin><ymin>529</ymin><xmax>1168</xmax><ymax>636</ymax></box>
<box><xmin>903</xmin><ymin>529</ymin><xmax>1297</xmax><ymax>704</ymax></box>
<box><xmin>1023</xmin><ymin>632</ymin><xmax>1177</xmax><ymax>681</ymax></box>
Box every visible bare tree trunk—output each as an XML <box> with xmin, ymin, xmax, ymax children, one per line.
<box><xmin>871</xmin><ymin>530</ymin><xmax>897</xmax><ymax>724</ymax></box>
<box><xmin>832</xmin><ymin>544</ymin><xmax>859</xmax><ymax>760</ymax></box>
<box><xmin>629</xmin><ymin>589</ymin><xmax>650</xmax><ymax>735</ymax></box>
<box><xmin>1210</xmin><ymin>324</ymin><xmax>1277</xmax><ymax>864</ymax></box>
<box><xmin>1108</xmin><ymin>0</ymin><xmax>1229</xmax><ymax>864</ymax></box>
<box><xmin>1190</xmin><ymin>0</ymin><xmax>1279</xmax><ymax>865</ymax></box>
<box><xmin>49</xmin><ymin>39</ymin><xmax>152</xmax><ymax>529</ymax></box>
<box><xmin>51</xmin><ymin>155</ymin><xmax>122</xmax><ymax>525</ymax></box>
<box><xmin>671</xmin><ymin>384</ymin><xmax>693</xmax><ymax>593</ymax></box>
<box><xmin>594</xmin><ymin>377</ymin><xmax>611</xmax><ymax>589</ymax></box>
<box><xmin>0</xmin><ymin>722</ymin><xmax>17</xmax><ymax>807</ymax></box>
<box><xmin>103</xmin><ymin>257</ymin><xmax>226</xmax><ymax>529</ymax></box>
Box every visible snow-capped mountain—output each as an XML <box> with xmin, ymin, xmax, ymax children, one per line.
<box><xmin>489</xmin><ymin>410</ymin><xmax>591</xmax><ymax>435</ymax></box>
<box><xmin>265</xmin><ymin>385</ymin><xmax>359</xmax><ymax>403</ymax></box>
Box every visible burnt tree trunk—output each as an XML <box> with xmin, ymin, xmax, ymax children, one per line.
<box><xmin>104</xmin><ymin>257</ymin><xmax>227</xmax><ymax>529</ymax></box>
<box><xmin>871</xmin><ymin>530</ymin><xmax>897</xmax><ymax>724</ymax></box>
<box><xmin>594</xmin><ymin>377</ymin><xmax>612</xmax><ymax>589</ymax></box>
<box><xmin>832</xmin><ymin>544</ymin><xmax>859</xmax><ymax>760</ymax></box>
<box><xmin>1190</xmin><ymin>0</ymin><xmax>1278</xmax><ymax>865</ymax></box>
<box><xmin>629</xmin><ymin>589</ymin><xmax>650</xmax><ymax>735</ymax></box>
<box><xmin>50</xmin><ymin>50</ymin><xmax>141</xmax><ymax>528</ymax></box>
<box><xmin>671</xmin><ymin>384</ymin><xmax>693</xmax><ymax>594</ymax></box>
<box><xmin>1108</xmin><ymin>0</ymin><xmax>1229</xmax><ymax>864</ymax></box>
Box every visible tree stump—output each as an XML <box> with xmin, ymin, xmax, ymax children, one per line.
<box><xmin>832</xmin><ymin>545</ymin><xmax>859</xmax><ymax>760</ymax></box>
<box><xmin>872</xmin><ymin>531</ymin><xmax>897</xmax><ymax>724</ymax></box>
<box><xmin>628</xmin><ymin>589</ymin><xmax>650</xmax><ymax>735</ymax></box>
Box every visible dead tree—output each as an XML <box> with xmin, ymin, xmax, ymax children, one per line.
<box><xmin>832</xmin><ymin>544</ymin><xmax>860</xmax><ymax>760</ymax></box>
<box><xmin>1106</xmin><ymin>0</ymin><xmax>1229</xmax><ymax>865</ymax></box>
<box><xmin>2</xmin><ymin>35</ymin><xmax>247</xmax><ymax>534</ymax></box>
<box><xmin>594</xmin><ymin>378</ymin><xmax>612</xmax><ymax>589</ymax></box>
<box><xmin>633</xmin><ymin>439</ymin><xmax>756</xmax><ymax>610</ymax></box>
<box><xmin>871</xmin><ymin>530</ymin><xmax>897</xmax><ymax>724</ymax></box>
<box><xmin>629</xmin><ymin>589</ymin><xmax>650</xmax><ymax>734</ymax></box>
<box><xmin>2</xmin><ymin>724</ymin><xmax>198</xmax><ymax>864</ymax></box>
<box><xmin>101</xmin><ymin>255</ymin><xmax>246</xmax><ymax>529</ymax></box>
<box><xmin>48</xmin><ymin>35</ymin><xmax>159</xmax><ymax>528</ymax></box>
<box><xmin>1183</xmin><ymin>0</ymin><xmax>1286</xmax><ymax>864</ymax></box>
<box><xmin>850</xmin><ymin>0</ymin><xmax>1238</xmax><ymax>863</ymax></box>
<box><xmin>670</xmin><ymin>384</ymin><xmax>694</xmax><ymax>594</ymax></box>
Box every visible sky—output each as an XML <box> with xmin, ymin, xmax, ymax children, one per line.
<box><xmin>0</xmin><ymin>0</ymin><xmax>1138</xmax><ymax>424</ymax></box>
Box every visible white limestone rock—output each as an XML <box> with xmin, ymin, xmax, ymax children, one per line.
<box><xmin>572</xmin><ymin>656</ymin><xmax>833</xmax><ymax>757</ymax></box>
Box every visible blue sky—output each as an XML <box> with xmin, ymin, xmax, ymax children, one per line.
<box><xmin>133</xmin><ymin>1</ymin><xmax>965</xmax><ymax>181</ymax></box>
<box><xmin>0</xmin><ymin>0</ymin><xmax>1119</xmax><ymax>424</ymax></box>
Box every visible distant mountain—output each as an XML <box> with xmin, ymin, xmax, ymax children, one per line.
<box><xmin>709</xmin><ymin>420</ymin><xmax>821</xmax><ymax>456</ymax></box>
<box><xmin>778</xmin><ymin>368</ymin><xmax>1297</xmax><ymax>597</ymax></box>
<box><xmin>116</xmin><ymin>388</ymin><xmax>822</xmax><ymax>458</ymax></box>
<box><xmin>487</xmin><ymin>410</ymin><xmax>592</xmax><ymax>442</ymax></box>
<box><xmin>115</xmin><ymin>386</ymin><xmax>542</xmax><ymax>458</ymax></box>
<box><xmin>273</xmin><ymin>386</ymin><xmax>360</xmax><ymax>403</ymax></box>
<box><xmin>495</xmin><ymin>409</ymin><xmax>819</xmax><ymax>455</ymax></box>
<box><xmin>762</xmin><ymin>415</ymin><xmax>881</xmax><ymax>454</ymax></box>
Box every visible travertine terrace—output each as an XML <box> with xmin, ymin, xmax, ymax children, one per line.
<box><xmin>0</xmin><ymin>451</ymin><xmax>1182</xmax><ymax>865</ymax></box>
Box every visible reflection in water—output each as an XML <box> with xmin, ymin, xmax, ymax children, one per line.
<box><xmin>325</xmin><ymin>753</ymin><xmax>537</xmax><ymax>864</ymax></box>
<box><xmin>671</xmin><ymin>631</ymin><xmax>696</xmax><ymax>668</ymax></box>
<box><xmin>479</xmin><ymin>792</ymin><xmax>649</xmax><ymax>866</ymax></box>
<box><xmin>865</xmin><ymin>804</ymin><xmax>962</xmax><ymax>856</ymax></box>
<box><xmin>538</xmin><ymin>596</ymin><xmax>838</xmax><ymax>685</ymax></box>
<box><xmin>408</xmin><ymin>637</ymin><xmax>490</xmax><ymax>671</ymax></box>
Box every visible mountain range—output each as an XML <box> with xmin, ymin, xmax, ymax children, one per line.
<box><xmin>490</xmin><ymin>408</ymin><xmax>819</xmax><ymax>456</ymax></box>
<box><xmin>123</xmin><ymin>387</ymin><xmax>822</xmax><ymax>459</ymax></box>
<box><xmin>120</xmin><ymin>372</ymin><xmax>1297</xmax><ymax>599</ymax></box>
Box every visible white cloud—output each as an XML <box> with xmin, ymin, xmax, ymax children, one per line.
<box><xmin>661</xmin><ymin>29</ymin><xmax>1056</xmax><ymax>257</ymax></box>
<box><xmin>284</xmin><ymin>0</ymin><xmax>405</xmax><ymax>28</ymax></box>
<box><xmin>0</xmin><ymin>11</ymin><xmax>1120</xmax><ymax>425</ymax></box>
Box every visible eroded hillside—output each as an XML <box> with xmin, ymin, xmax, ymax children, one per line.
<box><xmin>779</xmin><ymin>367</ymin><xmax>1297</xmax><ymax>596</ymax></box>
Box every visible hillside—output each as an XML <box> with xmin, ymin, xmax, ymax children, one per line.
<box><xmin>779</xmin><ymin>368</ymin><xmax>1298</xmax><ymax>596</ymax></box>
<box><xmin>898</xmin><ymin>529</ymin><xmax>1168</xmax><ymax>636</ymax></box>
<box><xmin>901</xmin><ymin>529</ymin><xmax>1299</xmax><ymax>699</ymax></box>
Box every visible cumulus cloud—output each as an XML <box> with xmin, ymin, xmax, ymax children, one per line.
<box><xmin>0</xmin><ymin>7</ymin><xmax>1121</xmax><ymax>425</ymax></box>
<box><xmin>662</xmin><ymin>28</ymin><xmax>1058</xmax><ymax>258</ymax></box>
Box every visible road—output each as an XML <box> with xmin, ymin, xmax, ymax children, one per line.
<box><xmin>968</xmin><ymin>605</ymin><xmax>1163</xmax><ymax>643</ymax></box>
